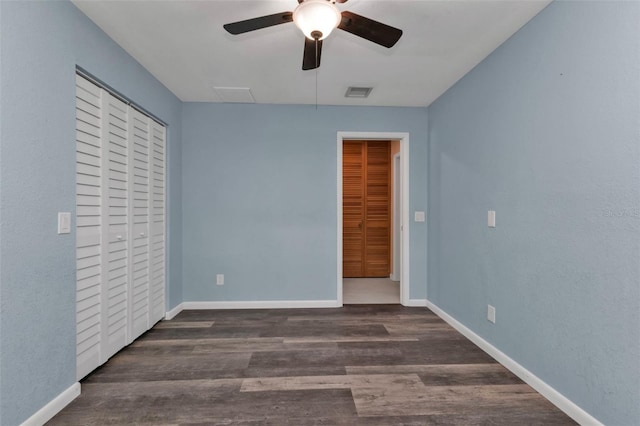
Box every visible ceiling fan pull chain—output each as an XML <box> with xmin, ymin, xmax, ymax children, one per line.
<box><xmin>315</xmin><ymin>36</ymin><xmax>319</xmax><ymax>109</ymax></box>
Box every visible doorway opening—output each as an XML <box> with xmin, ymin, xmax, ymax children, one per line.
<box><xmin>337</xmin><ymin>132</ymin><xmax>410</xmax><ymax>306</ymax></box>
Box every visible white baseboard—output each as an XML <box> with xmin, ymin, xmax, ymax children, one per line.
<box><xmin>182</xmin><ymin>300</ymin><xmax>341</xmax><ymax>310</ymax></box>
<box><xmin>425</xmin><ymin>300</ymin><xmax>603</xmax><ymax>426</ymax></box>
<box><xmin>21</xmin><ymin>382</ymin><xmax>80</xmax><ymax>426</ymax></box>
<box><xmin>405</xmin><ymin>299</ymin><xmax>427</xmax><ymax>307</ymax></box>
<box><xmin>165</xmin><ymin>302</ymin><xmax>184</xmax><ymax>320</ymax></box>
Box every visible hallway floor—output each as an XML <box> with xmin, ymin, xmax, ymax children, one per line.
<box><xmin>343</xmin><ymin>277</ymin><xmax>400</xmax><ymax>304</ymax></box>
<box><xmin>49</xmin><ymin>305</ymin><xmax>574</xmax><ymax>425</ymax></box>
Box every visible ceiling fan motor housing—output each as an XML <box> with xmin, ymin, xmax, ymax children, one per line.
<box><xmin>293</xmin><ymin>0</ymin><xmax>342</xmax><ymax>41</ymax></box>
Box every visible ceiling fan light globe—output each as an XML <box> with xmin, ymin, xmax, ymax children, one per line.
<box><xmin>293</xmin><ymin>0</ymin><xmax>341</xmax><ymax>41</ymax></box>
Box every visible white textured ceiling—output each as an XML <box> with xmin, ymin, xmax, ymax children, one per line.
<box><xmin>72</xmin><ymin>0</ymin><xmax>551</xmax><ymax>107</ymax></box>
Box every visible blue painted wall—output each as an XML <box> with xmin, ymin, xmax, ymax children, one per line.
<box><xmin>182</xmin><ymin>104</ymin><xmax>428</xmax><ymax>302</ymax></box>
<box><xmin>4</xmin><ymin>0</ymin><xmax>636</xmax><ymax>424</ymax></box>
<box><xmin>0</xmin><ymin>1</ymin><xmax>182</xmax><ymax>424</ymax></box>
<box><xmin>427</xmin><ymin>1</ymin><xmax>640</xmax><ymax>424</ymax></box>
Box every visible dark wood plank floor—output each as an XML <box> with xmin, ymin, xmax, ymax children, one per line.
<box><xmin>49</xmin><ymin>305</ymin><xmax>575</xmax><ymax>425</ymax></box>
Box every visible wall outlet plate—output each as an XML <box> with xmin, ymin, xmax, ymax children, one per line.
<box><xmin>216</xmin><ymin>274</ymin><xmax>224</xmax><ymax>286</ymax></box>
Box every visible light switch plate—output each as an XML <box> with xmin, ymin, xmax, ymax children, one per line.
<box><xmin>58</xmin><ymin>212</ymin><xmax>71</xmax><ymax>234</ymax></box>
<box><xmin>414</xmin><ymin>211</ymin><xmax>425</xmax><ymax>222</ymax></box>
<box><xmin>487</xmin><ymin>305</ymin><xmax>496</xmax><ymax>324</ymax></box>
<box><xmin>488</xmin><ymin>210</ymin><xmax>496</xmax><ymax>228</ymax></box>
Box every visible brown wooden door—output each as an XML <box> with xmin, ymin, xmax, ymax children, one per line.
<box><xmin>343</xmin><ymin>141</ymin><xmax>365</xmax><ymax>277</ymax></box>
<box><xmin>343</xmin><ymin>141</ymin><xmax>391</xmax><ymax>277</ymax></box>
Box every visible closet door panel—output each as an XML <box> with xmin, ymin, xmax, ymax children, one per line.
<box><xmin>342</xmin><ymin>141</ymin><xmax>365</xmax><ymax>277</ymax></box>
<box><xmin>75</xmin><ymin>75</ymin><xmax>104</xmax><ymax>380</ymax></box>
<box><xmin>365</xmin><ymin>141</ymin><xmax>391</xmax><ymax>277</ymax></box>
<box><xmin>149</xmin><ymin>122</ymin><xmax>166</xmax><ymax>324</ymax></box>
<box><xmin>129</xmin><ymin>110</ymin><xmax>151</xmax><ymax>340</ymax></box>
<box><xmin>103</xmin><ymin>95</ymin><xmax>130</xmax><ymax>359</ymax></box>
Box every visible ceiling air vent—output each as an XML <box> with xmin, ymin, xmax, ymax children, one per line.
<box><xmin>345</xmin><ymin>87</ymin><xmax>373</xmax><ymax>98</ymax></box>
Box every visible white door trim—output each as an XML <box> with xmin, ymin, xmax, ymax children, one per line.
<box><xmin>337</xmin><ymin>132</ymin><xmax>410</xmax><ymax>306</ymax></box>
<box><xmin>391</xmin><ymin>153</ymin><xmax>401</xmax><ymax>282</ymax></box>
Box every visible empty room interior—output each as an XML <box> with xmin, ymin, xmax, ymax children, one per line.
<box><xmin>0</xmin><ymin>1</ymin><xmax>638</xmax><ymax>425</ymax></box>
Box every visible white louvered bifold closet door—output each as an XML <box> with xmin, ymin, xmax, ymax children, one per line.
<box><xmin>149</xmin><ymin>122</ymin><xmax>166</xmax><ymax>325</ymax></box>
<box><xmin>75</xmin><ymin>75</ymin><xmax>105</xmax><ymax>380</ymax></box>
<box><xmin>104</xmin><ymin>95</ymin><xmax>130</xmax><ymax>359</ymax></box>
<box><xmin>129</xmin><ymin>110</ymin><xmax>151</xmax><ymax>341</ymax></box>
<box><xmin>76</xmin><ymin>74</ymin><xmax>165</xmax><ymax>380</ymax></box>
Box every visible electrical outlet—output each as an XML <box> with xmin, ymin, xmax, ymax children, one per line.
<box><xmin>487</xmin><ymin>305</ymin><xmax>496</xmax><ymax>324</ymax></box>
<box><xmin>216</xmin><ymin>274</ymin><xmax>224</xmax><ymax>286</ymax></box>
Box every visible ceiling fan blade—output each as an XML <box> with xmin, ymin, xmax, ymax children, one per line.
<box><xmin>338</xmin><ymin>11</ymin><xmax>402</xmax><ymax>48</ymax></box>
<box><xmin>335</xmin><ymin>0</ymin><xmax>349</xmax><ymax>3</ymax></box>
<box><xmin>302</xmin><ymin>37</ymin><xmax>323</xmax><ymax>70</ymax></box>
<box><xmin>224</xmin><ymin>12</ymin><xmax>293</xmax><ymax>35</ymax></box>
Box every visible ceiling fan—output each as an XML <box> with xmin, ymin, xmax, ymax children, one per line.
<box><xmin>223</xmin><ymin>0</ymin><xmax>403</xmax><ymax>71</ymax></box>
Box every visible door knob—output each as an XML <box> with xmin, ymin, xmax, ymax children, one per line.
<box><xmin>116</xmin><ymin>235</ymin><xmax>123</xmax><ymax>240</ymax></box>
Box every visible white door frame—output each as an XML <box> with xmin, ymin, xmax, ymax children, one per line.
<box><xmin>336</xmin><ymin>132</ymin><xmax>410</xmax><ymax>306</ymax></box>
<box><xmin>391</xmin><ymin>153</ymin><xmax>401</xmax><ymax>282</ymax></box>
